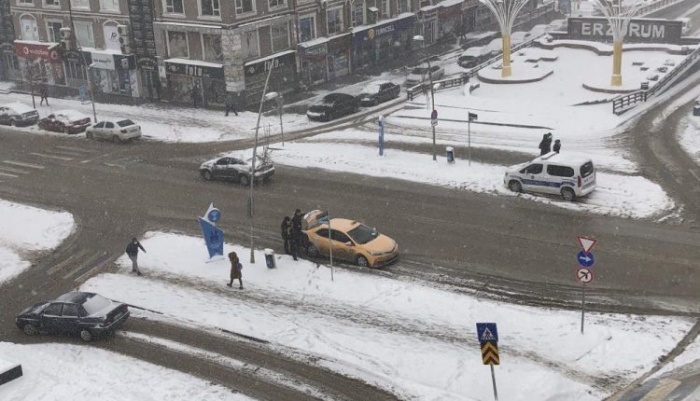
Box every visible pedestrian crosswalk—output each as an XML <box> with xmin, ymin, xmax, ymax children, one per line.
<box><xmin>46</xmin><ymin>249</ymin><xmax>120</xmax><ymax>283</ymax></box>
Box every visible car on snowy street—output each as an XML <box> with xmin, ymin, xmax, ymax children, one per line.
<box><xmin>85</xmin><ymin>119</ymin><xmax>142</xmax><ymax>143</ymax></box>
<box><xmin>199</xmin><ymin>156</ymin><xmax>275</xmax><ymax>185</ymax></box>
<box><xmin>306</xmin><ymin>93</ymin><xmax>361</xmax><ymax>121</ymax></box>
<box><xmin>503</xmin><ymin>152</ymin><xmax>596</xmax><ymax>201</ymax></box>
<box><xmin>15</xmin><ymin>291</ymin><xmax>130</xmax><ymax>342</ymax></box>
<box><xmin>302</xmin><ymin>210</ymin><xmax>399</xmax><ymax>268</ymax></box>
<box><xmin>0</xmin><ymin>102</ymin><xmax>40</xmax><ymax>127</ymax></box>
<box><xmin>404</xmin><ymin>65</ymin><xmax>445</xmax><ymax>87</ymax></box>
<box><xmin>458</xmin><ymin>46</ymin><xmax>492</xmax><ymax>69</ymax></box>
<box><xmin>38</xmin><ymin>110</ymin><xmax>91</xmax><ymax>134</ymax></box>
<box><xmin>359</xmin><ymin>81</ymin><xmax>401</xmax><ymax>106</ymax></box>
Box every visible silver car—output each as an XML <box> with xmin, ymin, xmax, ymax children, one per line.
<box><xmin>85</xmin><ymin>119</ymin><xmax>142</xmax><ymax>143</ymax></box>
<box><xmin>0</xmin><ymin>102</ymin><xmax>40</xmax><ymax>127</ymax></box>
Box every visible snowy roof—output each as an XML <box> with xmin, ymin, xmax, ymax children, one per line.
<box><xmin>244</xmin><ymin>49</ymin><xmax>296</xmax><ymax>66</ymax></box>
<box><xmin>534</xmin><ymin>152</ymin><xmax>592</xmax><ymax>166</ymax></box>
<box><xmin>165</xmin><ymin>58</ymin><xmax>223</xmax><ymax>68</ymax></box>
<box><xmin>351</xmin><ymin>12</ymin><xmax>414</xmax><ymax>34</ymax></box>
<box><xmin>2</xmin><ymin>102</ymin><xmax>35</xmax><ymax>114</ymax></box>
<box><xmin>438</xmin><ymin>0</ymin><xmax>464</xmax><ymax>8</ymax></box>
<box><xmin>84</xmin><ymin>47</ymin><xmax>123</xmax><ymax>56</ymax></box>
<box><xmin>53</xmin><ymin>110</ymin><xmax>89</xmax><ymax>122</ymax></box>
<box><xmin>299</xmin><ymin>37</ymin><xmax>330</xmax><ymax>48</ymax></box>
<box><xmin>14</xmin><ymin>40</ymin><xmax>59</xmax><ymax>47</ymax></box>
<box><xmin>154</xmin><ymin>21</ymin><xmax>221</xmax><ymax>30</ymax></box>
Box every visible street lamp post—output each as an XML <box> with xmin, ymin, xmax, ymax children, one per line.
<box><xmin>413</xmin><ymin>35</ymin><xmax>437</xmax><ymax>161</ymax></box>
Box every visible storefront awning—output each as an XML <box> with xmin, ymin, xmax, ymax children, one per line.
<box><xmin>299</xmin><ymin>37</ymin><xmax>330</xmax><ymax>48</ymax></box>
<box><xmin>244</xmin><ymin>50</ymin><xmax>296</xmax><ymax>78</ymax></box>
<box><xmin>352</xmin><ymin>13</ymin><xmax>415</xmax><ymax>45</ymax></box>
<box><xmin>165</xmin><ymin>58</ymin><xmax>224</xmax><ymax>80</ymax></box>
<box><xmin>14</xmin><ymin>40</ymin><xmax>61</xmax><ymax>62</ymax></box>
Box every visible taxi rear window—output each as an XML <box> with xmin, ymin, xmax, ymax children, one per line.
<box><xmin>580</xmin><ymin>162</ymin><xmax>594</xmax><ymax>177</ymax></box>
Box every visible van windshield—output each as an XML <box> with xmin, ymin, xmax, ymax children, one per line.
<box><xmin>580</xmin><ymin>162</ymin><xmax>594</xmax><ymax>177</ymax></box>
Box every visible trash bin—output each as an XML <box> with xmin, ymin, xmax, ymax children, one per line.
<box><xmin>640</xmin><ymin>81</ymin><xmax>649</xmax><ymax>90</ymax></box>
<box><xmin>264</xmin><ymin>248</ymin><xmax>276</xmax><ymax>268</ymax></box>
<box><xmin>446</xmin><ymin>146</ymin><xmax>455</xmax><ymax>163</ymax></box>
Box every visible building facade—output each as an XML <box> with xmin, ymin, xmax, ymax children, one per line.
<box><xmin>1</xmin><ymin>0</ymin><xmax>18</xmax><ymax>81</ymax></box>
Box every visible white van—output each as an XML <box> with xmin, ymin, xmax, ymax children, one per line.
<box><xmin>503</xmin><ymin>152</ymin><xmax>596</xmax><ymax>201</ymax></box>
<box><xmin>677</xmin><ymin>18</ymin><xmax>691</xmax><ymax>36</ymax></box>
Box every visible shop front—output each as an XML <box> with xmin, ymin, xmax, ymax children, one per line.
<box><xmin>352</xmin><ymin>16</ymin><xmax>414</xmax><ymax>70</ymax></box>
<box><xmin>14</xmin><ymin>41</ymin><xmax>65</xmax><ymax>92</ymax></box>
<box><xmin>165</xmin><ymin>58</ymin><xmax>225</xmax><ymax>108</ymax></box>
<box><xmin>327</xmin><ymin>34</ymin><xmax>351</xmax><ymax>79</ymax></box>
<box><xmin>1</xmin><ymin>43</ymin><xmax>19</xmax><ymax>81</ymax></box>
<box><xmin>243</xmin><ymin>50</ymin><xmax>297</xmax><ymax>109</ymax></box>
<box><xmin>298</xmin><ymin>39</ymin><xmax>328</xmax><ymax>87</ymax></box>
<box><xmin>137</xmin><ymin>57</ymin><xmax>160</xmax><ymax>102</ymax></box>
<box><xmin>438</xmin><ymin>0</ymin><xmax>464</xmax><ymax>40</ymax></box>
<box><xmin>90</xmin><ymin>51</ymin><xmax>138</xmax><ymax>101</ymax></box>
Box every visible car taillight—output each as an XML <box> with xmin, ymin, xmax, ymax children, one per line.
<box><xmin>577</xmin><ymin>176</ymin><xmax>582</xmax><ymax>187</ymax></box>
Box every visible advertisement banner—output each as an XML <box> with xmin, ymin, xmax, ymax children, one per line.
<box><xmin>198</xmin><ymin>217</ymin><xmax>224</xmax><ymax>259</ymax></box>
<box><xmin>568</xmin><ymin>17</ymin><xmax>683</xmax><ymax>44</ymax></box>
<box><xmin>91</xmin><ymin>52</ymin><xmax>115</xmax><ymax>70</ymax></box>
<box><xmin>14</xmin><ymin>41</ymin><xmax>60</xmax><ymax>62</ymax></box>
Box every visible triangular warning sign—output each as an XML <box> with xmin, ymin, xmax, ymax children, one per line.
<box><xmin>577</xmin><ymin>236</ymin><xmax>597</xmax><ymax>254</ymax></box>
<box><xmin>482</xmin><ymin>328</ymin><xmax>496</xmax><ymax>341</ymax></box>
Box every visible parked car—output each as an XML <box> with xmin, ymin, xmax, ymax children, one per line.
<box><xmin>486</xmin><ymin>38</ymin><xmax>503</xmax><ymax>56</ymax></box>
<box><xmin>199</xmin><ymin>155</ymin><xmax>275</xmax><ymax>185</ymax></box>
<box><xmin>510</xmin><ymin>31</ymin><xmax>532</xmax><ymax>46</ymax></box>
<box><xmin>646</xmin><ymin>73</ymin><xmax>659</xmax><ymax>81</ymax></box>
<box><xmin>529</xmin><ymin>24</ymin><xmax>549</xmax><ymax>39</ymax></box>
<box><xmin>359</xmin><ymin>81</ymin><xmax>401</xmax><ymax>106</ymax></box>
<box><xmin>656</xmin><ymin>66</ymin><xmax>668</xmax><ymax>73</ymax></box>
<box><xmin>503</xmin><ymin>152</ymin><xmax>596</xmax><ymax>201</ymax></box>
<box><xmin>38</xmin><ymin>110</ymin><xmax>91</xmax><ymax>134</ymax></box>
<box><xmin>547</xmin><ymin>19</ymin><xmax>568</xmax><ymax>32</ymax></box>
<box><xmin>15</xmin><ymin>291</ymin><xmax>130</xmax><ymax>342</ymax></box>
<box><xmin>306</xmin><ymin>93</ymin><xmax>360</xmax><ymax>121</ymax></box>
<box><xmin>0</xmin><ymin>102</ymin><xmax>40</xmax><ymax>127</ymax></box>
<box><xmin>85</xmin><ymin>119</ymin><xmax>141</xmax><ymax>143</ymax></box>
<box><xmin>404</xmin><ymin>65</ymin><xmax>445</xmax><ymax>87</ymax></box>
<box><xmin>302</xmin><ymin>210</ymin><xmax>399</xmax><ymax>268</ymax></box>
<box><xmin>458</xmin><ymin>46</ymin><xmax>492</xmax><ymax>69</ymax></box>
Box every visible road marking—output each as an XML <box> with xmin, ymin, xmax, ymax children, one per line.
<box><xmin>62</xmin><ymin>252</ymin><xmax>107</xmax><ymax>280</ymax></box>
<box><xmin>0</xmin><ymin>171</ymin><xmax>17</xmax><ymax>178</ymax></box>
<box><xmin>3</xmin><ymin>160</ymin><xmax>44</xmax><ymax>169</ymax></box>
<box><xmin>639</xmin><ymin>379</ymin><xmax>681</xmax><ymax>401</ymax></box>
<box><xmin>55</xmin><ymin>145</ymin><xmax>93</xmax><ymax>154</ymax></box>
<box><xmin>47</xmin><ymin>249</ymin><xmax>88</xmax><ymax>275</ymax></box>
<box><xmin>0</xmin><ymin>165</ymin><xmax>29</xmax><ymax>174</ymax></box>
<box><xmin>74</xmin><ymin>255</ymin><xmax>116</xmax><ymax>283</ymax></box>
<box><xmin>29</xmin><ymin>152</ymin><xmax>74</xmax><ymax>161</ymax></box>
<box><xmin>689</xmin><ymin>169</ymin><xmax>700</xmax><ymax>183</ymax></box>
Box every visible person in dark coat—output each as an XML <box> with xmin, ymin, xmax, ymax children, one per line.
<box><xmin>125</xmin><ymin>237</ymin><xmax>146</xmax><ymax>276</ymax></box>
<box><xmin>290</xmin><ymin>209</ymin><xmax>303</xmax><ymax>261</ymax></box>
<box><xmin>553</xmin><ymin>139</ymin><xmax>561</xmax><ymax>153</ymax></box>
<box><xmin>225</xmin><ymin>93</ymin><xmax>238</xmax><ymax>116</ymax></box>
<box><xmin>191</xmin><ymin>83</ymin><xmax>200</xmax><ymax>109</ymax></box>
<box><xmin>281</xmin><ymin>216</ymin><xmax>291</xmax><ymax>254</ymax></box>
<box><xmin>39</xmin><ymin>84</ymin><xmax>49</xmax><ymax>106</ymax></box>
<box><xmin>227</xmin><ymin>251</ymin><xmax>243</xmax><ymax>289</ymax></box>
<box><xmin>539</xmin><ymin>133</ymin><xmax>553</xmax><ymax>155</ymax></box>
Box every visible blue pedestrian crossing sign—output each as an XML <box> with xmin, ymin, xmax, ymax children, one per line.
<box><xmin>476</xmin><ymin>323</ymin><xmax>499</xmax><ymax>342</ymax></box>
<box><xmin>577</xmin><ymin>250</ymin><xmax>594</xmax><ymax>268</ymax></box>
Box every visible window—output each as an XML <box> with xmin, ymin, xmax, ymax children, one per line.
<box><xmin>167</xmin><ymin>31</ymin><xmax>189</xmax><ymax>58</ymax></box>
<box><xmin>165</xmin><ymin>0</ymin><xmax>184</xmax><ymax>14</ymax></box>
<box><xmin>352</xmin><ymin>1</ymin><xmax>364</xmax><ymax>27</ymax></box>
<box><xmin>397</xmin><ymin>0</ymin><xmax>410</xmax><ymax>13</ymax></box>
<box><xmin>347</xmin><ymin>224</ymin><xmax>379</xmax><ymax>244</ymax></box>
<box><xmin>327</xmin><ymin>8</ymin><xmax>343</xmax><ymax>35</ymax></box>
<box><xmin>546</xmin><ymin>165</ymin><xmax>574</xmax><ymax>177</ymax></box>
<box><xmin>105</xmin><ymin>122</ymin><xmax>115</xmax><ymax>129</ymax></box>
<box><xmin>236</xmin><ymin>0</ymin><xmax>254</xmax><ymax>15</ymax></box>
<box><xmin>240</xmin><ymin>30</ymin><xmax>259</xmax><ymax>59</ymax></box>
<box><xmin>20</xmin><ymin>16</ymin><xmax>38</xmax><ymax>41</ymax></box>
<box><xmin>61</xmin><ymin>304</ymin><xmax>79</xmax><ymax>317</ymax></box>
<box><xmin>71</xmin><ymin>0</ymin><xmax>90</xmax><ymax>9</ymax></box>
<box><xmin>269</xmin><ymin>0</ymin><xmax>285</xmax><ymax>8</ymax></box>
<box><xmin>270</xmin><ymin>22</ymin><xmax>289</xmax><ymax>52</ymax></box>
<box><xmin>202</xmin><ymin>34</ymin><xmax>223</xmax><ymax>62</ymax></box>
<box><xmin>200</xmin><ymin>0</ymin><xmax>220</xmax><ymax>17</ymax></box>
<box><xmin>44</xmin><ymin>0</ymin><xmax>60</xmax><ymax>6</ymax></box>
<box><xmin>18</xmin><ymin>0</ymin><xmax>34</xmax><ymax>4</ymax></box>
<box><xmin>298</xmin><ymin>15</ymin><xmax>315</xmax><ymax>42</ymax></box>
<box><xmin>381</xmin><ymin>0</ymin><xmax>390</xmax><ymax>18</ymax></box>
<box><xmin>521</xmin><ymin>164</ymin><xmax>543</xmax><ymax>175</ymax></box>
<box><xmin>66</xmin><ymin>61</ymin><xmax>87</xmax><ymax>80</ymax></box>
<box><xmin>580</xmin><ymin>162</ymin><xmax>594</xmax><ymax>177</ymax></box>
<box><xmin>94</xmin><ymin>122</ymin><xmax>105</xmax><ymax>128</ymax></box>
<box><xmin>99</xmin><ymin>0</ymin><xmax>120</xmax><ymax>11</ymax></box>
<box><xmin>43</xmin><ymin>304</ymin><xmax>62</xmax><ymax>316</ymax></box>
<box><xmin>316</xmin><ymin>229</ymin><xmax>329</xmax><ymax>237</ymax></box>
<box><xmin>46</xmin><ymin>21</ymin><xmax>62</xmax><ymax>42</ymax></box>
<box><xmin>330</xmin><ymin>230</ymin><xmax>351</xmax><ymax>244</ymax></box>
<box><xmin>74</xmin><ymin>21</ymin><xmax>95</xmax><ymax>47</ymax></box>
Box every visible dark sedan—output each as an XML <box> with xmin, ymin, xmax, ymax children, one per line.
<box><xmin>38</xmin><ymin>110</ymin><xmax>91</xmax><ymax>134</ymax></box>
<box><xmin>359</xmin><ymin>81</ymin><xmax>401</xmax><ymax>107</ymax></box>
<box><xmin>16</xmin><ymin>291</ymin><xmax>130</xmax><ymax>342</ymax></box>
<box><xmin>306</xmin><ymin>93</ymin><xmax>360</xmax><ymax>121</ymax></box>
<box><xmin>0</xmin><ymin>102</ymin><xmax>39</xmax><ymax>127</ymax></box>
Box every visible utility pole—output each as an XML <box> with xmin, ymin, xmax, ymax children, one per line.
<box><xmin>427</xmin><ymin>57</ymin><xmax>436</xmax><ymax>161</ymax></box>
<box><xmin>67</xmin><ymin>0</ymin><xmax>97</xmax><ymax>122</ymax></box>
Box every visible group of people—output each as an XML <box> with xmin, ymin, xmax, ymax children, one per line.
<box><xmin>538</xmin><ymin>132</ymin><xmax>562</xmax><ymax>156</ymax></box>
<box><xmin>281</xmin><ymin>209</ymin><xmax>304</xmax><ymax>261</ymax></box>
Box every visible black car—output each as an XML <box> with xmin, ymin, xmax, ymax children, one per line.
<box><xmin>306</xmin><ymin>93</ymin><xmax>360</xmax><ymax>121</ymax></box>
<box><xmin>359</xmin><ymin>81</ymin><xmax>401</xmax><ymax>107</ymax></box>
<box><xmin>16</xmin><ymin>291</ymin><xmax>130</xmax><ymax>342</ymax></box>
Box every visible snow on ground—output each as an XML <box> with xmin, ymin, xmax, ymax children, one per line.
<box><xmin>652</xmin><ymin>333</ymin><xmax>700</xmax><ymax>378</ymax></box>
<box><xmin>0</xmin><ymin>199</ymin><xmax>74</xmax><ymax>284</ymax></box>
<box><xmin>677</xmin><ymin>110</ymin><xmax>700</xmax><ymax>164</ymax></box>
<box><xmin>79</xmin><ymin>232</ymin><xmax>696</xmax><ymax>401</ymax></box>
<box><xmin>0</xmin><ymin>342</ymin><xmax>253</xmax><ymax>401</ymax></box>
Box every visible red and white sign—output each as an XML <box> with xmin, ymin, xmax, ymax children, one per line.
<box><xmin>576</xmin><ymin>268</ymin><xmax>594</xmax><ymax>284</ymax></box>
<box><xmin>15</xmin><ymin>42</ymin><xmax>61</xmax><ymax>63</ymax></box>
<box><xmin>577</xmin><ymin>236</ymin><xmax>597</xmax><ymax>254</ymax></box>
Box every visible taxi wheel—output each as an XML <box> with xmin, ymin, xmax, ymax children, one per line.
<box><xmin>307</xmin><ymin>244</ymin><xmax>319</xmax><ymax>257</ymax></box>
<box><xmin>508</xmin><ymin>180</ymin><xmax>522</xmax><ymax>193</ymax></box>
<box><xmin>561</xmin><ymin>188</ymin><xmax>575</xmax><ymax>202</ymax></box>
<box><xmin>356</xmin><ymin>255</ymin><xmax>369</xmax><ymax>268</ymax></box>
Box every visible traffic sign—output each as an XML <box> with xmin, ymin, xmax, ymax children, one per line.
<box><xmin>476</xmin><ymin>323</ymin><xmax>498</xmax><ymax>342</ymax></box>
<box><xmin>207</xmin><ymin>208</ymin><xmax>221</xmax><ymax>223</ymax></box>
<box><xmin>576</xmin><ymin>250</ymin><xmax>594</xmax><ymax>268</ymax></box>
<box><xmin>431</xmin><ymin>119</ymin><xmax>438</xmax><ymax>127</ymax></box>
<box><xmin>577</xmin><ymin>236</ymin><xmax>597</xmax><ymax>254</ymax></box>
<box><xmin>576</xmin><ymin>268</ymin><xmax>594</xmax><ymax>284</ymax></box>
<box><xmin>481</xmin><ymin>341</ymin><xmax>500</xmax><ymax>365</ymax></box>
<box><xmin>431</xmin><ymin>109</ymin><xmax>438</xmax><ymax>120</ymax></box>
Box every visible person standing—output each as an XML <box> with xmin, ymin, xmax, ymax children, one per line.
<box><xmin>191</xmin><ymin>83</ymin><xmax>199</xmax><ymax>109</ymax></box>
<box><xmin>125</xmin><ymin>237</ymin><xmax>146</xmax><ymax>276</ymax></box>
<box><xmin>281</xmin><ymin>216</ymin><xmax>291</xmax><ymax>254</ymax></box>
<box><xmin>40</xmin><ymin>84</ymin><xmax>49</xmax><ymax>106</ymax></box>
<box><xmin>227</xmin><ymin>251</ymin><xmax>243</xmax><ymax>289</ymax></box>
<box><xmin>224</xmin><ymin>93</ymin><xmax>238</xmax><ymax>116</ymax></box>
<box><xmin>290</xmin><ymin>209</ymin><xmax>303</xmax><ymax>261</ymax></box>
<box><xmin>553</xmin><ymin>139</ymin><xmax>561</xmax><ymax>153</ymax></box>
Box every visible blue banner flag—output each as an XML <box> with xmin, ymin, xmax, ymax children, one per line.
<box><xmin>198</xmin><ymin>217</ymin><xmax>224</xmax><ymax>258</ymax></box>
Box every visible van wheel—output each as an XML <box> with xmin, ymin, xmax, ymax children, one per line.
<box><xmin>561</xmin><ymin>187</ymin><xmax>575</xmax><ymax>201</ymax></box>
<box><xmin>508</xmin><ymin>180</ymin><xmax>522</xmax><ymax>193</ymax></box>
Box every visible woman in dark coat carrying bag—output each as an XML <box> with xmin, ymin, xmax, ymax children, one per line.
<box><xmin>227</xmin><ymin>251</ymin><xmax>243</xmax><ymax>289</ymax></box>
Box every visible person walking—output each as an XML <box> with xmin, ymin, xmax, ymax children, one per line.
<box><xmin>281</xmin><ymin>216</ymin><xmax>291</xmax><ymax>254</ymax></box>
<box><xmin>39</xmin><ymin>84</ymin><xmax>49</xmax><ymax>106</ymax></box>
<box><xmin>290</xmin><ymin>209</ymin><xmax>303</xmax><ymax>261</ymax></box>
<box><xmin>227</xmin><ymin>251</ymin><xmax>243</xmax><ymax>289</ymax></box>
<box><xmin>125</xmin><ymin>237</ymin><xmax>146</xmax><ymax>276</ymax></box>
<box><xmin>224</xmin><ymin>93</ymin><xmax>238</xmax><ymax>116</ymax></box>
<box><xmin>553</xmin><ymin>139</ymin><xmax>561</xmax><ymax>153</ymax></box>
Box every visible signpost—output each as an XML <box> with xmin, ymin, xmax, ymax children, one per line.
<box><xmin>575</xmin><ymin>236</ymin><xmax>597</xmax><ymax>334</ymax></box>
<box><xmin>476</xmin><ymin>322</ymin><xmax>499</xmax><ymax>400</ymax></box>
<box><xmin>468</xmin><ymin>112</ymin><xmax>478</xmax><ymax>166</ymax></box>
<box><xmin>431</xmin><ymin>109</ymin><xmax>438</xmax><ymax>127</ymax></box>
<box><xmin>378</xmin><ymin>115</ymin><xmax>385</xmax><ymax>156</ymax></box>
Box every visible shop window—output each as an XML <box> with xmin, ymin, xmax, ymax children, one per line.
<box><xmin>200</xmin><ymin>0</ymin><xmax>220</xmax><ymax>17</ymax></box>
<box><xmin>71</xmin><ymin>0</ymin><xmax>90</xmax><ymax>9</ymax></box>
<box><xmin>202</xmin><ymin>34</ymin><xmax>223</xmax><ymax>62</ymax></box>
<box><xmin>240</xmin><ymin>30</ymin><xmax>259</xmax><ymax>59</ymax></box>
<box><xmin>74</xmin><ymin>21</ymin><xmax>95</xmax><ymax>48</ymax></box>
<box><xmin>99</xmin><ymin>0</ymin><xmax>120</xmax><ymax>12</ymax></box>
<box><xmin>236</xmin><ymin>0</ymin><xmax>255</xmax><ymax>15</ymax></box>
<box><xmin>20</xmin><ymin>16</ymin><xmax>39</xmax><ymax>41</ymax></box>
<box><xmin>66</xmin><ymin>61</ymin><xmax>87</xmax><ymax>81</ymax></box>
<box><xmin>4</xmin><ymin>55</ymin><xmax>19</xmax><ymax>72</ymax></box>
<box><xmin>269</xmin><ymin>0</ymin><xmax>285</xmax><ymax>8</ymax></box>
<box><xmin>271</xmin><ymin>22</ymin><xmax>289</xmax><ymax>52</ymax></box>
<box><xmin>165</xmin><ymin>0</ymin><xmax>184</xmax><ymax>14</ymax></box>
<box><xmin>352</xmin><ymin>1</ymin><xmax>364</xmax><ymax>27</ymax></box>
<box><xmin>298</xmin><ymin>15</ymin><xmax>315</xmax><ymax>43</ymax></box>
<box><xmin>397</xmin><ymin>0</ymin><xmax>410</xmax><ymax>13</ymax></box>
<box><xmin>327</xmin><ymin>7</ymin><xmax>343</xmax><ymax>35</ymax></box>
<box><xmin>167</xmin><ymin>31</ymin><xmax>189</xmax><ymax>58</ymax></box>
<box><xmin>46</xmin><ymin>21</ymin><xmax>62</xmax><ymax>42</ymax></box>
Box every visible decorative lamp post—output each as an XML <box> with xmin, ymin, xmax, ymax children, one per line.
<box><xmin>479</xmin><ymin>0</ymin><xmax>530</xmax><ymax>78</ymax></box>
<box><xmin>590</xmin><ymin>0</ymin><xmax>645</xmax><ymax>86</ymax></box>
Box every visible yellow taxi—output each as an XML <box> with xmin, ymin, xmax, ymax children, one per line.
<box><xmin>302</xmin><ymin>210</ymin><xmax>398</xmax><ymax>268</ymax></box>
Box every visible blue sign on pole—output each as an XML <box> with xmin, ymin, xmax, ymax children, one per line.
<box><xmin>476</xmin><ymin>323</ymin><xmax>499</xmax><ymax>342</ymax></box>
<box><xmin>207</xmin><ymin>208</ymin><xmax>221</xmax><ymax>223</ymax></box>
<box><xmin>576</xmin><ymin>250</ymin><xmax>594</xmax><ymax>268</ymax></box>
<box><xmin>198</xmin><ymin>217</ymin><xmax>224</xmax><ymax>258</ymax></box>
<box><xmin>378</xmin><ymin>115</ymin><xmax>385</xmax><ymax>156</ymax></box>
